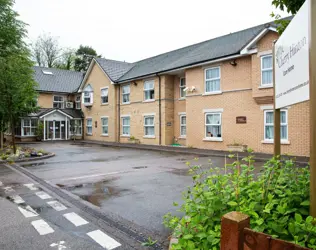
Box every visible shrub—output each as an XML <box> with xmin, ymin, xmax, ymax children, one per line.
<box><xmin>164</xmin><ymin>152</ymin><xmax>316</xmax><ymax>250</ymax></box>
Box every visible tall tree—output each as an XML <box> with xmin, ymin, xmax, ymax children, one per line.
<box><xmin>74</xmin><ymin>45</ymin><xmax>98</xmax><ymax>72</ymax></box>
<box><xmin>31</xmin><ymin>33</ymin><xmax>61</xmax><ymax>67</ymax></box>
<box><xmin>55</xmin><ymin>48</ymin><xmax>76</xmax><ymax>70</ymax></box>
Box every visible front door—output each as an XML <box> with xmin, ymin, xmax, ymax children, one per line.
<box><xmin>54</xmin><ymin>121</ymin><xmax>61</xmax><ymax>139</ymax></box>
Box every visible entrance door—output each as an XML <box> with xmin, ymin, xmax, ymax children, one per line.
<box><xmin>55</xmin><ymin>121</ymin><xmax>61</xmax><ymax>139</ymax></box>
<box><xmin>46</xmin><ymin>121</ymin><xmax>54</xmax><ymax>140</ymax></box>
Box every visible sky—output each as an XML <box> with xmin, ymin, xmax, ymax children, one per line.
<box><xmin>14</xmin><ymin>0</ymin><xmax>286</xmax><ymax>63</ymax></box>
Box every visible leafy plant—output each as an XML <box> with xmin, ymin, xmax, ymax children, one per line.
<box><xmin>129</xmin><ymin>135</ymin><xmax>136</xmax><ymax>140</ymax></box>
<box><xmin>141</xmin><ymin>237</ymin><xmax>157</xmax><ymax>247</ymax></box>
<box><xmin>35</xmin><ymin>122</ymin><xmax>44</xmax><ymax>140</ymax></box>
<box><xmin>164</xmin><ymin>152</ymin><xmax>316</xmax><ymax>249</ymax></box>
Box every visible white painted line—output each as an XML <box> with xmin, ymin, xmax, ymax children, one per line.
<box><xmin>35</xmin><ymin>191</ymin><xmax>52</xmax><ymax>200</ymax></box>
<box><xmin>63</xmin><ymin>212</ymin><xmax>88</xmax><ymax>227</ymax></box>
<box><xmin>87</xmin><ymin>230</ymin><xmax>121</xmax><ymax>249</ymax></box>
<box><xmin>50</xmin><ymin>241</ymin><xmax>67</xmax><ymax>249</ymax></box>
<box><xmin>24</xmin><ymin>183</ymin><xmax>38</xmax><ymax>191</ymax></box>
<box><xmin>18</xmin><ymin>205</ymin><xmax>39</xmax><ymax>218</ymax></box>
<box><xmin>10</xmin><ymin>195</ymin><xmax>25</xmax><ymax>204</ymax></box>
<box><xmin>3</xmin><ymin>186</ymin><xmax>14</xmax><ymax>193</ymax></box>
<box><xmin>57</xmin><ymin>170</ymin><xmax>130</xmax><ymax>182</ymax></box>
<box><xmin>0</xmin><ymin>181</ymin><xmax>3</xmax><ymax>186</ymax></box>
<box><xmin>47</xmin><ymin>201</ymin><xmax>67</xmax><ymax>211</ymax></box>
<box><xmin>31</xmin><ymin>219</ymin><xmax>54</xmax><ymax>235</ymax></box>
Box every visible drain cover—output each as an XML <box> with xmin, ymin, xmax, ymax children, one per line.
<box><xmin>132</xmin><ymin>166</ymin><xmax>148</xmax><ymax>169</ymax></box>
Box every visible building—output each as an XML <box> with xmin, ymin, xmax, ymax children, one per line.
<box><xmin>11</xmin><ymin>18</ymin><xmax>310</xmax><ymax>157</ymax></box>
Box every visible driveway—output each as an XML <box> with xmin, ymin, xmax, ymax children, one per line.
<box><xmin>20</xmin><ymin>142</ymin><xmax>251</xmax><ymax>246</ymax></box>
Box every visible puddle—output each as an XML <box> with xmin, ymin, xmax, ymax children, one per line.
<box><xmin>132</xmin><ymin>166</ymin><xmax>148</xmax><ymax>169</ymax></box>
<box><xmin>61</xmin><ymin>180</ymin><xmax>129</xmax><ymax>207</ymax></box>
<box><xmin>169</xmin><ymin>168</ymin><xmax>190</xmax><ymax>176</ymax></box>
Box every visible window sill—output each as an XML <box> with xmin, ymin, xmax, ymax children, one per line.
<box><xmin>203</xmin><ymin>137</ymin><xmax>223</xmax><ymax>142</ymax></box>
<box><xmin>178</xmin><ymin>136</ymin><xmax>186</xmax><ymax>140</ymax></box>
<box><xmin>120</xmin><ymin>135</ymin><xmax>130</xmax><ymax>138</ymax></box>
<box><xmin>258</xmin><ymin>85</ymin><xmax>273</xmax><ymax>89</ymax></box>
<box><xmin>143</xmin><ymin>99</ymin><xmax>155</xmax><ymax>103</ymax></box>
<box><xmin>86</xmin><ymin>133</ymin><xmax>92</xmax><ymax>136</ymax></box>
<box><xmin>178</xmin><ymin>98</ymin><xmax>186</xmax><ymax>101</ymax></box>
<box><xmin>101</xmin><ymin>103</ymin><xmax>109</xmax><ymax>106</ymax></box>
<box><xmin>143</xmin><ymin>135</ymin><xmax>156</xmax><ymax>139</ymax></box>
<box><xmin>261</xmin><ymin>140</ymin><xmax>290</xmax><ymax>145</ymax></box>
<box><xmin>202</xmin><ymin>91</ymin><xmax>222</xmax><ymax>96</ymax></box>
<box><xmin>101</xmin><ymin>134</ymin><xmax>109</xmax><ymax>137</ymax></box>
<box><xmin>121</xmin><ymin>102</ymin><xmax>130</xmax><ymax>105</ymax></box>
<box><xmin>84</xmin><ymin>103</ymin><xmax>93</xmax><ymax>107</ymax></box>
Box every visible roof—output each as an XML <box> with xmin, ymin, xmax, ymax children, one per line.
<box><xmin>29</xmin><ymin>108</ymin><xmax>84</xmax><ymax>119</ymax></box>
<box><xmin>94</xmin><ymin>58</ymin><xmax>134</xmax><ymax>81</ymax></box>
<box><xmin>34</xmin><ymin>66</ymin><xmax>84</xmax><ymax>93</ymax></box>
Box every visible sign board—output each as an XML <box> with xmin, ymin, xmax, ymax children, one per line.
<box><xmin>236</xmin><ymin>116</ymin><xmax>247</xmax><ymax>124</ymax></box>
<box><xmin>274</xmin><ymin>0</ymin><xmax>310</xmax><ymax>109</ymax></box>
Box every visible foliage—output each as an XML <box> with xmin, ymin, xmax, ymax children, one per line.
<box><xmin>55</xmin><ymin>48</ymin><xmax>76</xmax><ymax>70</ymax></box>
<box><xmin>164</xmin><ymin>152</ymin><xmax>316</xmax><ymax>249</ymax></box>
<box><xmin>35</xmin><ymin>121</ymin><xmax>44</xmax><ymax>140</ymax></box>
<box><xmin>141</xmin><ymin>237</ymin><xmax>158</xmax><ymax>247</ymax></box>
<box><xmin>74</xmin><ymin>45</ymin><xmax>98</xmax><ymax>72</ymax></box>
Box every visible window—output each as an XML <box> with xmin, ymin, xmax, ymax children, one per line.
<box><xmin>70</xmin><ymin>120</ymin><xmax>82</xmax><ymax>135</ymax></box>
<box><xmin>75</xmin><ymin>96</ymin><xmax>81</xmax><ymax>109</ymax></box>
<box><xmin>205</xmin><ymin>67</ymin><xmax>220</xmax><ymax>93</ymax></box>
<box><xmin>86</xmin><ymin>118</ymin><xmax>92</xmax><ymax>135</ymax></box>
<box><xmin>101</xmin><ymin>88</ymin><xmax>109</xmax><ymax>104</ymax></box>
<box><xmin>122</xmin><ymin>85</ymin><xmax>130</xmax><ymax>104</ymax></box>
<box><xmin>205</xmin><ymin>113</ymin><xmax>222</xmax><ymax>138</ymax></box>
<box><xmin>42</xmin><ymin>70</ymin><xmax>53</xmax><ymax>75</ymax></box>
<box><xmin>180</xmin><ymin>78</ymin><xmax>186</xmax><ymax>98</ymax></box>
<box><xmin>144</xmin><ymin>80</ymin><xmax>155</xmax><ymax>100</ymax></box>
<box><xmin>180</xmin><ymin>115</ymin><xmax>186</xmax><ymax>137</ymax></box>
<box><xmin>22</xmin><ymin>119</ymin><xmax>37</xmax><ymax>136</ymax></box>
<box><xmin>84</xmin><ymin>92</ymin><xmax>91</xmax><ymax>104</ymax></box>
<box><xmin>261</xmin><ymin>55</ymin><xmax>273</xmax><ymax>86</ymax></box>
<box><xmin>53</xmin><ymin>96</ymin><xmax>64</xmax><ymax>109</ymax></box>
<box><xmin>144</xmin><ymin>116</ymin><xmax>155</xmax><ymax>136</ymax></box>
<box><xmin>264</xmin><ymin>110</ymin><xmax>288</xmax><ymax>140</ymax></box>
<box><xmin>122</xmin><ymin>117</ymin><xmax>130</xmax><ymax>136</ymax></box>
<box><xmin>83</xmin><ymin>84</ymin><xmax>93</xmax><ymax>105</ymax></box>
<box><xmin>101</xmin><ymin>117</ymin><xmax>108</xmax><ymax>135</ymax></box>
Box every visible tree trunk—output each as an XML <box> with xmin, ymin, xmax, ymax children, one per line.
<box><xmin>11</xmin><ymin>121</ymin><xmax>16</xmax><ymax>154</ymax></box>
<box><xmin>0</xmin><ymin>132</ymin><xmax>3</xmax><ymax>150</ymax></box>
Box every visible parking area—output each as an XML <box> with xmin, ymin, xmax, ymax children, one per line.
<box><xmin>20</xmin><ymin>142</ymin><xmax>252</xmax><ymax>244</ymax></box>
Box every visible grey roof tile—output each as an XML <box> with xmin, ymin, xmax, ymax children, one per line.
<box><xmin>34</xmin><ymin>66</ymin><xmax>84</xmax><ymax>93</ymax></box>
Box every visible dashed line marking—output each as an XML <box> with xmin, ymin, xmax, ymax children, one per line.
<box><xmin>18</xmin><ymin>205</ymin><xmax>39</xmax><ymax>218</ymax></box>
<box><xmin>47</xmin><ymin>201</ymin><xmax>67</xmax><ymax>211</ymax></box>
<box><xmin>31</xmin><ymin>219</ymin><xmax>54</xmax><ymax>235</ymax></box>
<box><xmin>3</xmin><ymin>186</ymin><xmax>14</xmax><ymax>193</ymax></box>
<box><xmin>35</xmin><ymin>191</ymin><xmax>52</xmax><ymax>200</ymax></box>
<box><xmin>87</xmin><ymin>229</ymin><xmax>121</xmax><ymax>249</ymax></box>
<box><xmin>63</xmin><ymin>212</ymin><xmax>88</xmax><ymax>227</ymax></box>
<box><xmin>24</xmin><ymin>183</ymin><xmax>38</xmax><ymax>191</ymax></box>
<box><xmin>9</xmin><ymin>195</ymin><xmax>25</xmax><ymax>204</ymax></box>
<box><xmin>50</xmin><ymin>241</ymin><xmax>67</xmax><ymax>249</ymax></box>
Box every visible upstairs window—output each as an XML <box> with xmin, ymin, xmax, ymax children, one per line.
<box><xmin>53</xmin><ymin>96</ymin><xmax>64</xmax><ymax>109</ymax></box>
<box><xmin>122</xmin><ymin>85</ymin><xmax>130</xmax><ymax>104</ymax></box>
<box><xmin>75</xmin><ymin>96</ymin><xmax>81</xmax><ymax>109</ymax></box>
<box><xmin>83</xmin><ymin>84</ymin><xmax>94</xmax><ymax>106</ymax></box>
<box><xmin>101</xmin><ymin>88</ymin><xmax>109</xmax><ymax>104</ymax></box>
<box><xmin>261</xmin><ymin>55</ymin><xmax>273</xmax><ymax>86</ymax></box>
<box><xmin>144</xmin><ymin>80</ymin><xmax>155</xmax><ymax>101</ymax></box>
<box><xmin>205</xmin><ymin>67</ymin><xmax>221</xmax><ymax>93</ymax></box>
<box><xmin>180</xmin><ymin>78</ymin><xmax>186</xmax><ymax>98</ymax></box>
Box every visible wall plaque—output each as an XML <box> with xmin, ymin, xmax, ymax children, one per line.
<box><xmin>236</xmin><ymin>116</ymin><xmax>247</xmax><ymax>124</ymax></box>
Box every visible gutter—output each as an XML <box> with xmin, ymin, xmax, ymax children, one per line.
<box><xmin>157</xmin><ymin>74</ymin><xmax>162</xmax><ymax>145</ymax></box>
<box><xmin>118</xmin><ymin>85</ymin><xmax>121</xmax><ymax>143</ymax></box>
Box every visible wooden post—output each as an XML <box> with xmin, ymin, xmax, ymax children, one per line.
<box><xmin>273</xmin><ymin>41</ymin><xmax>281</xmax><ymax>157</ymax></box>
<box><xmin>220</xmin><ymin>211</ymin><xmax>250</xmax><ymax>250</ymax></box>
<box><xmin>309</xmin><ymin>0</ymin><xmax>316</xmax><ymax>217</ymax></box>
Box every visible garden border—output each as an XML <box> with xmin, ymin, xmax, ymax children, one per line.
<box><xmin>0</xmin><ymin>152</ymin><xmax>55</xmax><ymax>164</ymax></box>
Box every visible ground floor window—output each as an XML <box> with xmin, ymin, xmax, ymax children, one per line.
<box><xmin>205</xmin><ymin>113</ymin><xmax>222</xmax><ymax>138</ymax></box>
<box><xmin>122</xmin><ymin>117</ymin><xmax>130</xmax><ymax>136</ymax></box>
<box><xmin>144</xmin><ymin>116</ymin><xmax>155</xmax><ymax>136</ymax></box>
<box><xmin>101</xmin><ymin>117</ymin><xmax>108</xmax><ymax>135</ymax></box>
<box><xmin>180</xmin><ymin>115</ymin><xmax>186</xmax><ymax>137</ymax></box>
<box><xmin>264</xmin><ymin>110</ymin><xmax>288</xmax><ymax>140</ymax></box>
<box><xmin>22</xmin><ymin>118</ymin><xmax>37</xmax><ymax>136</ymax></box>
<box><xmin>86</xmin><ymin>118</ymin><xmax>92</xmax><ymax>135</ymax></box>
<box><xmin>70</xmin><ymin>119</ymin><xmax>82</xmax><ymax>135</ymax></box>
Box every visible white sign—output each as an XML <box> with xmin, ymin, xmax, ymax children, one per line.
<box><xmin>274</xmin><ymin>0</ymin><xmax>310</xmax><ymax>109</ymax></box>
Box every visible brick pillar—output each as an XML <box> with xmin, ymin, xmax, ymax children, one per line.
<box><xmin>220</xmin><ymin>211</ymin><xmax>250</xmax><ymax>250</ymax></box>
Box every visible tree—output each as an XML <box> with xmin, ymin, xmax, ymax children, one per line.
<box><xmin>271</xmin><ymin>0</ymin><xmax>305</xmax><ymax>34</ymax></box>
<box><xmin>31</xmin><ymin>33</ymin><xmax>61</xmax><ymax>67</ymax></box>
<box><xmin>55</xmin><ymin>48</ymin><xmax>76</xmax><ymax>70</ymax></box>
<box><xmin>74</xmin><ymin>45</ymin><xmax>98</xmax><ymax>72</ymax></box>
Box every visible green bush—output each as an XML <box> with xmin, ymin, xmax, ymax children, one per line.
<box><xmin>164</xmin><ymin>152</ymin><xmax>316</xmax><ymax>250</ymax></box>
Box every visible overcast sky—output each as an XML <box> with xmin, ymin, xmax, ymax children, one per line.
<box><xmin>14</xmin><ymin>0</ymin><xmax>286</xmax><ymax>63</ymax></box>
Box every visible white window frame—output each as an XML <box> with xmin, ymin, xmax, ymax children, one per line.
<box><xmin>21</xmin><ymin>118</ymin><xmax>37</xmax><ymax>137</ymax></box>
<box><xmin>261</xmin><ymin>55</ymin><xmax>273</xmax><ymax>86</ymax></box>
<box><xmin>86</xmin><ymin>118</ymin><xmax>92</xmax><ymax>135</ymax></box>
<box><xmin>264</xmin><ymin>110</ymin><xmax>288</xmax><ymax>141</ymax></box>
<box><xmin>75</xmin><ymin>95</ymin><xmax>81</xmax><ymax>109</ymax></box>
<box><xmin>205</xmin><ymin>112</ymin><xmax>222</xmax><ymax>141</ymax></box>
<box><xmin>121</xmin><ymin>116</ymin><xmax>130</xmax><ymax>136</ymax></box>
<box><xmin>205</xmin><ymin>67</ymin><xmax>221</xmax><ymax>94</ymax></box>
<box><xmin>70</xmin><ymin>119</ymin><xmax>82</xmax><ymax>136</ymax></box>
<box><xmin>122</xmin><ymin>84</ymin><xmax>130</xmax><ymax>104</ymax></box>
<box><xmin>180</xmin><ymin>115</ymin><xmax>186</xmax><ymax>137</ymax></box>
<box><xmin>101</xmin><ymin>117</ymin><xmax>109</xmax><ymax>136</ymax></box>
<box><xmin>53</xmin><ymin>95</ymin><xmax>64</xmax><ymax>109</ymax></box>
<box><xmin>83</xmin><ymin>91</ymin><xmax>92</xmax><ymax>104</ymax></box>
<box><xmin>144</xmin><ymin>115</ymin><xmax>155</xmax><ymax>137</ymax></box>
<box><xmin>179</xmin><ymin>78</ymin><xmax>186</xmax><ymax>98</ymax></box>
<box><xmin>101</xmin><ymin>87</ymin><xmax>109</xmax><ymax>105</ymax></box>
<box><xmin>144</xmin><ymin>80</ymin><xmax>155</xmax><ymax>101</ymax></box>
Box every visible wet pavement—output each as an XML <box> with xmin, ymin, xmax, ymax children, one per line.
<box><xmin>19</xmin><ymin>142</ymin><xmax>264</xmax><ymax>247</ymax></box>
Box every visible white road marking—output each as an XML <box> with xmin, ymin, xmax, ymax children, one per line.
<box><xmin>0</xmin><ymin>181</ymin><xmax>3</xmax><ymax>186</ymax></box>
<box><xmin>31</xmin><ymin>219</ymin><xmax>54</xmax><ymax>235</ymax></box>
<box><xmin>9</xmin><ymin>195</ymin><xmax>25</xmax><ymax>204</ymax></box>
<box><xmin>18</xmin><ymin>205</ymin><xmax>39</xmax><ymax>218</ymax></box>
<box><xmin>50</xmin><ymin>241</ymin><xmax>67</xmax><ymax>249</ymax></box>
<box><xmin>3</xmin><ymin>186</ymin><xmax>14</xmax><ymax>193</ymax></box>
<box><xmin>36</xmin><ymin>191</ymin><xmax>52</xmax><ymax>200</ymax></box>
<box><xmin>47</xmin><ymin>201</ymin><xmax>67</xmax><ymax>211</ymax></box>
<box><xmin>87</xmin><ymin>230</ymin><xmax>121</xmax><ymax>249</ymax></box>
<box><xmin>57</xmin><ymin>171</ymin><xmax>129</xmax><ymax>181</ymax></box>
<box><xmin>63</xmin><ymin>212</ymin><xmax>88</xmax><ymax>227</ymax></box>
<box><xmin>24</xmin><ymin>183</ymin><xmax>38</xmax><ymax>191</ymax></box>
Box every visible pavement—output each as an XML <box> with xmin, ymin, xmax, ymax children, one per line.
<box><xmin>0</xmin><ymin>163</ymin><xmax>143</xmax><ymax>250</ymax></box>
